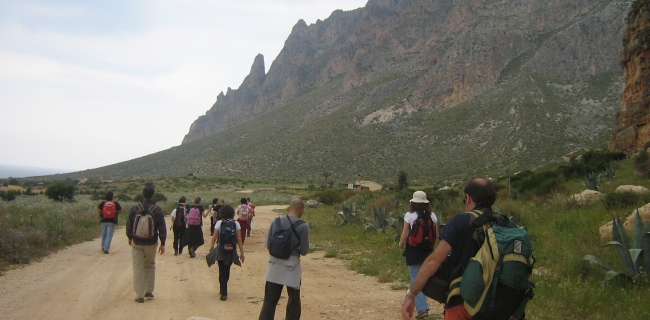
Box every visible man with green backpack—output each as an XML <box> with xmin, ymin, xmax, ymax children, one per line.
<box><xmin>401</xmin><ymin>176</ymin><xmax>535</xmax><ymax>320</ymax></box>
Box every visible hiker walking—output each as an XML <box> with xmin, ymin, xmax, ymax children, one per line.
<box><xmin>401</xmin><ymin>177</ymin><xmax>531</xmax><ymax>320</ymax></box>
<box><xmin>399</xmin><ymin>191</ymin><xmax>437</xmax><ymax>319</ymax></box>
<box><xmin>181</xmin><ymin>196</ymin><xmax>208</xmax><ymax>258</ymax></box>
<box><xmin>235</xmin><ymin>198</ymin><xmax>250</xmax><ymax>244</ymax></box>
<box><xmin>97</xmin><ymin>191</ymin><xmax>122</xmax><ymax>254</ymax></box>
<box><xmin>126</xmin><ymin>186</ymin><xmax>166</xmax><ymax>303</ymax></box>
<box><xmin>258</xmin><ymin>198</ymin><xmax>310</xmax><ymax>320</ymax></box>
<box><xmin>246</xmin><ymin>197</ymin><xmax>255</xmax><ymax>236</ymax></box>
<box><xmin>170</xmin><ymin>196</ymin><xmax>188</xmax><ymax>256</ymax></box>
<box><xmin>209</xmin><ymin>198</ymin><xmax>220</xmax><ymax>236</ymax></box>
<box><xmin>208</xmin><ymin>204</ymin><xmax>245</xmax><ymax>301</ymax></box>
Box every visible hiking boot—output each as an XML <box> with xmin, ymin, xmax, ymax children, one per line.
<box><xmin>103</xmin><ymin>250</ymin><xmax>109</xmax><ymax>254</ymax></box>
<box><xmin>247</xmin><ymin>232</ymin><xmax>251</xmax><ymax>237</ymax></box>
<box><xmin>145</xmin><ymin>293</ymin><xmax>154</xmax><ymax>298</ymax></box>
<box><xmin>174</xmin><ymin>249</ymin><xmax>178</xmax><ymax>256</ymax></box>
<box><xmin>189</xmin><ymin>247</ymin><xmax>196</xmax><ymax>258</ymax></box>
<box><xmin>220</xmin><ymin>295</ymin><xmax>227</xmax><ymax>301</ymax></box>
<box><xmin>415</xmin><ymin>310</ymin><xmax>429</xmax><ymax>319</ymax></box>
<box><xmin>135</xmin><ymin>298</ymin><xmax>144</xmax><ymax>303</ymax></box>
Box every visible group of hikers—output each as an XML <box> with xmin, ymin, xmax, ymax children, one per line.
<box><xmin>169</xmin><ymin>196</ymin><xmax>255</xmax><ymax>258</ymax></box>
<box><xmin>97</xmin><ymin>188</ymin><xmax>310</xmax><ymax>319</ymax></box>
<box><xmin>96</xmin><ymin>176</ymin><xmax>534</xmax><ymax>320</ymax></box>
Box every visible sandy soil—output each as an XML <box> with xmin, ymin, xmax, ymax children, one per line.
<box><xmin>0</xmin><ymin>205</ymin><xmax>443</xmax><ymax>319</ymax></box>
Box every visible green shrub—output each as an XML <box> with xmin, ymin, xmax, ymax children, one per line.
<box><xmin>633</xmin><ymin>150</ymin><xmax>650</xmax><ymax>177</ymax></box>
<box><xmin>508</xmin><ymin>169</ymin><xmax>564</xmax><ymax>197</ymax></box>
<box><xmin>115</xmin><ymin>193</ymin><xmax>131</xmax><ymax>201</ymax></box>
<box><xmin>581</xmin><ymin>150</ymin><xmax>626</xmax><ymax>173</ymax></box>
<box><xmin>341</xmin><ymin>189</ymin><xmax>357</xmax><ymax>200</ymax></box>
<box><xmin>153</xmin><ymin>192</ymin><xmax>167</xmax><ymax>202</ymax></box>
<box><xmin>45</xmin><ymin>182</ymin><xmax>76</xmax><ymax>202</ymax></box>
<box><xmin>312</xmin><ymin>189</ymin><xmax>343</xmax><ymax>205</ymax></box>
<box><xmin>0</xmin><ymin>190</ymin><xmax>19</xmax><ymax>201</ymax></box>
<box><xmin>602</xmin><ymin>191</ymin><xmax>650</xmax><ymax>210</ymax></box>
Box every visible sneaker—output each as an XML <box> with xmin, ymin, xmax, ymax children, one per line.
<box><xmin>135</xmin><ymin>298</ymin><xmax>144</xmax><ymax>303</ymax></box>
<box><xmin>145</xmin><ymin>293</ymin><xmax>154</xmax><ymax>298</ymax></box>
<box><xmin>220</xmin><ymin>295</ymin><xmax>227</xmax><ymax>301</ymax></box>
<box><xmin>415</xmin><ymin>310</ymin><xmax>429</xmax><ymax>319</ymax></box>
<box><xmin>189</xmin><ymin>247</ymin><xmax>196</xmax><ymax>258</ymax></box>
<box><xmin>247</xmin><ymin>232</ymin><xmax>251</xmax><ymax>237</ymax></box>
<box><xmin>174</xmin><ymin>249</ymin><xmax>178</xmax><ymax>256</ymax></box>
<box><xmin>103</xmin><ymin>250</ymin><xmax>109</xmax><ymax>254</ymax></box>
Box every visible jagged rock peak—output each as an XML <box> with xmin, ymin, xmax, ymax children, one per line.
<box><xmin>610</xmin><ymin>0</ymin><xmax>650</xmax><ymax>154</ymax></box>
<box><xmin>292</xmin><ymin>19</ymin><xmax>308</xmax><ymax>33</ymax></box>
<box><xmin>241</xmin><ymin>53</ymin><xmax>266</xmax><ymax>90</ymax></box>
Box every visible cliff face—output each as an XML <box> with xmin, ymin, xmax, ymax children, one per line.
<box><xmin>611</xmin><ymin>0</ymin><xmax>650</xmax><ymax>154</ymax></box>
<box><xmin>183</xmin><ymin>0</ymin><xmax>628</xmax><ymax>144</ymax></box>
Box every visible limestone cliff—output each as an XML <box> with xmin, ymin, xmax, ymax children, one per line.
<box><xmin>183</xmin><ymin>0</ymin><xmax>628</xmax><ymax>146</ymax></box>
<box><xmin>611</xmin><ymin>0</ymin><xmax>650</xmax><ymax>153</ymax></box>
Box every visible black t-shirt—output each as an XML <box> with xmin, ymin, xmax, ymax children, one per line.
<box><xmin>98</xmin><ymin>200</ymin><xmax>122</xmax><ymax>224</ymax></box>
<box><xmin>438</xmin><ymin>208</ymin><xmax>490</xmax><ymax>308</ymax></box>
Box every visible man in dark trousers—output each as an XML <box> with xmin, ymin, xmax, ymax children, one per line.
<box><xmin>258</xmin><ymin>198</ymin><xmax>310</xmax><ymax>320</ymax></box>
<box><xmin>97</xmin><ymin>191</ymin><xmax>121</xmax><ymax>254</ymax></box>
<box><xmin>126</xmin><ymin>186</ymin><xmax>167</xmax><ymax>303</ymax></box>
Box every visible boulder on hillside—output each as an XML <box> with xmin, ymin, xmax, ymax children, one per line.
<box><xmin>306</xmin><ymin>200</ymin><xmax>320</xmax><ymax>208</ymax></box>
<box><xmin>567</xmin><ymin>189</ymin><xmax>604</xmax><ymax>206</ymax></box>
<box><xmin>615</xmin><ymin>185</ymin><xmax>649</xmax><ymax>193</ymax></box>
<box><xmin>438</xmin><ymin>186</ymin><xmax>451</xmax><ymax>191</ymax></box>
<box><xmin>599</xmin><ymin>202</ymin><xmax>650</xmax><ymax>241</ymax></box>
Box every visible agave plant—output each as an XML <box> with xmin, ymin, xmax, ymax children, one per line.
<box><xmin>584</xmin><ymin>172</ymin><xmax>601</xmax><ymax>191</ymax></box>
<box><xmin>386</xmin><ymin>214</ymin><xmax>404</xmax><ymax>242</ymax></box>
<box><xmin>337</xmin><ymin>201</ymin><xmax>358</xmax><ymax>225</ymax></box>
<box><xmin>364</xmin><ymin>206</ymin><xmax>390</xmax><ymax>232</ymax></box>
<box><xmin>583</xmin><ymin>210</ymin><xmax>650</xmax><ymax>282</ymax></box>
<box><xmin>603</xmin><ymin>166</ymin><xmax>617</xmax><ymax>180</ymax></box>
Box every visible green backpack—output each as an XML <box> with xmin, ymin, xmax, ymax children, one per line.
<box><xmin>447</xmin><ymin>209</ymin><xmax>535</xmax><ymax>320</ymax></box>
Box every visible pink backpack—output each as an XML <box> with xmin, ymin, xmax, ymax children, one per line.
<box><xmin>187</xmin><ymin>207</ymin><xmax>201</xmax><ymax>225</ymax></box>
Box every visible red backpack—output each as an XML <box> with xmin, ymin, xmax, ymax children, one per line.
<box><xmin>407</xmin><ymin>214</ymin><xmax>437</xmax><ymax>251</ymax></box>
<box><xmin>102</xmin><ymin>200</ymin><xmax>117</xmax><ymax>219</ymax></box>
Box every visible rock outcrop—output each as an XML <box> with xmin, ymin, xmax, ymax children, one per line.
<box><xmin>568</xmin><ymin>189</ymin><xmax>605</xmax><ymax>206</ymax></box>
<box><xmin>610</xmin><ymin>0</ymin><xmax>650</xmax><ymax>154</ymax></box>
<box><xmin>599</xmin><ymin>202</ymin><xmax>650</xmax><ymax>240</ymax></box>
<box><xmin>615</xmin><ymin>184</ymin><xmax>649</xmax><ymax>193</ymax></box>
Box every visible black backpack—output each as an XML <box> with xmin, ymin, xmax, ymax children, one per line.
<box><xmin>174</xmin><ymin>206</ymin><xmax>185</xmax><ymax>226</ymax></box>
<box><xmin>268</xmin><ymin>216</ymin><xmax>305</xmax><ymax>259</ymax></box>
<box><xmin>218</xmin><ymin>220</ymin><xmax>237</xmax><ymax>252</ymax></box>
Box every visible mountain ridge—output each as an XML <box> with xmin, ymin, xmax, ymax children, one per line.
<box><xmin>55</xmin><ymin>0</ymin><xmax>630</xmax><ymax>185</ymax></box>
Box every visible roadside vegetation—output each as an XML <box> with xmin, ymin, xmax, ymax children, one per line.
<box><xmin>2</xmin><ymin>150</ymin><xmax>650</xmax><ymax>318</ymax></box>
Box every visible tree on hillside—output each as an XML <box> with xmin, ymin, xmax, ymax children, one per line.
<box><xmin>320</xmin><ymin>171</ymin><xmax>333</xmax><ymax>188</ymax></box>
<box><xmin>397</xmin><ymin>171</ymin><xmax>408</xmax><ymax>191</ymax></box>
<box><xmin>45</xmin><ymin>182</ymin><xmax>76</xmax><ymax>202</ymax></box>
<box><xmin>8</xmin><ymin>177</ymin><xmax>19</xmax><ymax>185</ymax></box>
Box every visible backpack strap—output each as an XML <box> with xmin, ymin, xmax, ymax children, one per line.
<box><xmin>287</xmin><ymin>215</ymin><xmax>301</xmax><ymax>251</ymax></box>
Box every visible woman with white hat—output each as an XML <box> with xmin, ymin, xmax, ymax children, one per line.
<box><xmin>399</xmin><ymin>191</ymin><xmax>438</xmax><ymax>319</ymax></box>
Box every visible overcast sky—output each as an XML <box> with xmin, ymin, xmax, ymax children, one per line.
<box><xmin>0</xmin><ymin>0</ymin><xmax>368</xmax><ymax>173</ymax></box>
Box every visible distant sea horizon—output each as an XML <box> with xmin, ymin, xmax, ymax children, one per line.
<box><xmin>0</xmin><ymin>164</ymin><xmax>74</xmax><ymax>179</ymax></box>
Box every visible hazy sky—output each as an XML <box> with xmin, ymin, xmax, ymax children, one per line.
<box><xmin>0</xmin><ymin>0</ymin><xmax>368</xmax><ymax>172</ymax></box>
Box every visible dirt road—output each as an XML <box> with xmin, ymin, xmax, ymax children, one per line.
<box><xmin>0</xmin><ymin>205</ymin><xmax>441</xmax><ymax>319</ymax></box>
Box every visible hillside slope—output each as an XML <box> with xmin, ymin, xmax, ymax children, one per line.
<box><xmin>63</xmin><ymin>0</ymin><xmax>629</xmax><ymax>185</ymax></box>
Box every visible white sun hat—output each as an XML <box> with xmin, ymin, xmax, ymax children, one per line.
<box><xmin>410</xmin><ymin>191</ymin><xmax>429</xmax><ymax>203</ymax></box>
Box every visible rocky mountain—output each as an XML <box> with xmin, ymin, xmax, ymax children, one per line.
<box><xmin>183</xmin><ymin>0</ymin><xmax>628</xmax><ymax>144</ymax></box>
<box><xmin>62</xmin><ymin>0</ymin><xmax>631</xmax><ymax>185</ymax></box>
<box><xmin>611</xmin><ymin>0</ymin><xmax>650</xmax><ymax>153</ymax></box>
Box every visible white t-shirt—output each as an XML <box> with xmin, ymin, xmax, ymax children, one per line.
<box><xmin>170</xmin><ymin>208</ymin><xmax>177</xmax><ymax>218</ymax></box>
<box><xmin>404</xmin><ymin>211</ymin><xmax>437</xmax><ymax>227</ymax></box>
<box><xmin>214</xmin><ymin>220</ymin><xmax>241</xmax><ymax>231</ymax></box>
